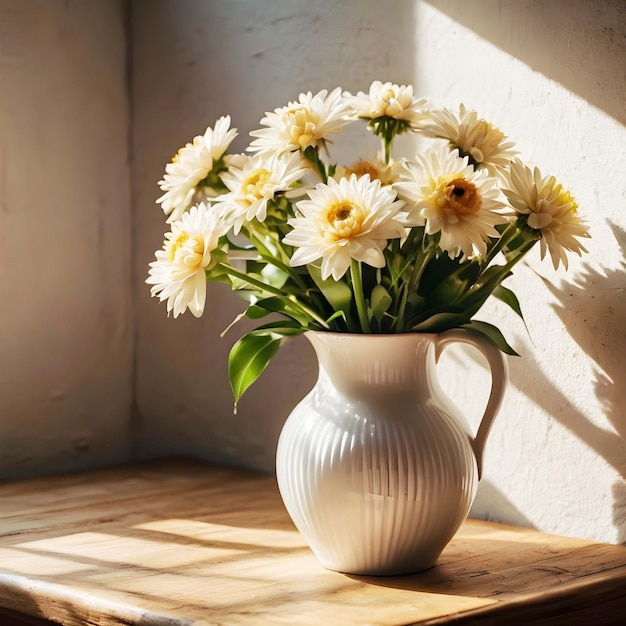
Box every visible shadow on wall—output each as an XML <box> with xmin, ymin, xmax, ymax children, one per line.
<box><xmin>543</xmin><ymin>224</ymin><xmax>626</xmax><ymax>470</ymax></box>
<box><xmin>509</xmin><ymin>222</ymin><xmax>626</xmax><ymax>541</ymax></box>
<box><xmin>464</xmin><ymin>223</ymin><xmax>626</xmax><ymax>539</ymax></box>
<box><xmin>424</xmin><ymin>0</ymin><xmax>626</xmax><ymax>544</ymax></box>
<box><xmin>542</xmin><ymin>222</ymin><xmax>626</xmax><ymax>543</ymax></box>
<box><xmin>424</xmin><ymin>0</ymin><xmax>626</xmax><ymax>126</ymax></box>
<box><xmin>471</xmin><ymin>479</ymin><xmax>536</xmax><ymax>529</ymax></box>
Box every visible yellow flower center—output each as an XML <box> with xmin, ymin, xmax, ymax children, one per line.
<box><xmin>283</xmin><ymin>106</ymin><xmax>317</xmax><ymax>147</ymax></box>
<box><xmin>343</xmin><ymin>161</ymin><xmax>381</xmax><ymax>182</ymax></box>
<box><xmin>330</xmin><ymin>203</ymin><xmax>353</xmax><ymax>221</ymax></box>
<box><xmin>324</xmin><ymin>201</ymin><xmax>364</xmax><ymax>240</ymax></box>
<box><xmin>168</xmin><ymin>231</ymin><xmax>204</xmax><ymax>268</ymax></box>
<box><xmin>440</xmin><ymin>177</ymin><xmax>482</xmax><ymax>215</ymax></box>
<box><xmin>556</xmin><ymin>187</ymin><xmax>578</xmax><ymax>213</ymax></box>
<box><xmin>242</xmin><ymin>168</ymin><xmax>271</xmax><ymax>199</ymax></box>
<box><xmin>168</xmin><ymin>232</ymin><xmax>189</xmax><ymax>261</ymax></box>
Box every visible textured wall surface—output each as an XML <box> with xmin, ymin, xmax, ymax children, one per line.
<box><xmin>133</xmin><ymin>0</ymin><xmax>626</xmax><ymax>544</ymax></box>
<box><xmin>416</xmin><ymin>0</ymin><xmax>626</xmax><ymax>545</ymax></box>
<box><xmin>132</xmin><ymin>0</ymin><xmax>419</xmax><ymax>470</ymax></box>
<box><xmin>0</xmin><ymin>0</ymin><xmax>134</xmax><ymax>478</ymax></box>
<box><xmin>5</xmin><ymin>0</ymin><xmax>622</xmax><ymax>544</ymax></box>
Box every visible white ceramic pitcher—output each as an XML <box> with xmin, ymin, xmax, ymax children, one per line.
<box><xmin>276</xmin><ymin>329</ymin><xmax>508</xmax><ymax>576</ymax></box>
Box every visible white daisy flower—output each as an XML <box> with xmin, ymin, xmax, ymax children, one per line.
<box><xmin>283</xmin><ymin>174</ymin><xmax>406</xmax><ymax>281</ymax></box>
<box><xmin>215</xmin><ymin>152</ymin><xmax>309</xmax><ymax>234</ymax></box>
<box><xmin>422</xmin><ymin>105</ymin><xmax>516</xmax><ymax>173</ymax></box>
<box><xmin>157</xmin><ymin>116</ymin><xmax>238</xmax><ymax>222</ymax></box>
<box><xmin>347</xmin><ymin>80</ymin><xmax>430</xmax><ymax>126</ymax></box>
<box><xmin>501</xmin><ymin>159</ymin><xmax>590</xmax><ymax>270</ymax></box>
<box><xmin>395</xmin><ymin>147</ymin><xmax>508</xmax><ymax>259</ymax></box>
<box><xmin>247</xmin><ymin>88</ymin><xmax>355</xmax><ymax>156</ymax></box>
<box><xmin>146</xmin><ymin>203</ymin><xmax>229</xmax><ymax>318</ymax></box>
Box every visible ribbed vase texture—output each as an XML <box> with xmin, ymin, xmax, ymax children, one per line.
<box><xmin>276</xmin><ymin>331</ymin><xmax>508</xmax><ymax>576</ymax></box>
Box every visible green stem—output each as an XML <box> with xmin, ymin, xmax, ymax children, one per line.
<box><xmin>499</xmin><ymin>237</ymin><xmax>539</xmax><ymax>272</ymax></box>
<box><xmin>455</xmin><ymin>238</ymin><xmax>539</xmax><ymax>321</ymax></box>
<box><xmin>286</xmin><ymin>296</ymin><xmax>332</xmax><ymax>330</ymax></box>
<box><xmin>216</xmin><ymin>262</ymin><xmax>284</xmax><ymax>296</ymax></box>
<box><xmin>350</xmin><ymin>260</ymin><xmax>370</xmax><ymax>333</ymax></box>
<box><xmin>484</xmin><ymin>223</ymin><xmax>522</xmax><ymax>264</ymax></box>
<box><xmin>303</xmin><ymin>146</ymin><xmax>327</xmax><ymax>183</ymax></box>
<box><xmin>244</xmin><ymin>228</ymin><xmax>308</xmax><ymax>291</ymax></box>
<box><xmin>395</xmin><ymin>244</ymin><xmax>436</xmax><ymax>333</ymax></box>
<box><xmin>382</xmin><ymin>134</ymin><xmax>391</xmax><ymax>165</ymax></box>
<box><xmin>215</xmin><ymin>263</ymin><xmax>330</xmax><ymax>329</ymax></box>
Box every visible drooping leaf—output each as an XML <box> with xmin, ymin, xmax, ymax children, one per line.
<box><xmin>493</xmin><ymin>284</ymin><xmax>533</xmax><ymax>344</ymax></box>
<box><xmin>461</xmin><ymin>320</ymin><xmax>520</xmax><ymax>356</ymax></box>
<box><xmin>493</xmin><ymin>285</ymin><xmax>524</xmax><ymax>319</ymax></box>
<box><xmin>228</xmin><ymin>321</ymin><xmax>305</xmax><ymax>408</ymax></box>
<box><xmin>229</xmin><ymin>333</ymin><xmax>284</xmax><ymax>409</ymax></box>
<box><xmin>411</xmin><ymin>310</ymin><xmax>468</xmax><ymax>333</ymax></box>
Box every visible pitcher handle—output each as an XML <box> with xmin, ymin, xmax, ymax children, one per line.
<box><xmin>434</xmin><ymin>328</ymin><xmax>509</xmax><ymax>480</ymax></box>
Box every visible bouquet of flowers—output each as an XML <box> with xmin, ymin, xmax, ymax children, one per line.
<box><xmin>147</xmin><ymin>80</ymin><xmax>590</xmax><ymax>407</ymax></box>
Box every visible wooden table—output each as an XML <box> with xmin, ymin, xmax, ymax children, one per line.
<box><xmin>0</xmin><ymin>460</ymin><xmax>625</xmax><ymax>625</ymax></box>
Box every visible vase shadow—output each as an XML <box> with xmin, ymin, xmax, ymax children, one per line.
<box><xmin>344</xmin><ymin>522</ymin><xmax>626</xmax><ymax>620</ymax></box>
<box><xmin>346</xmin><ymin>532</ymin><xmax>621</xmax><ymax>592</ymax></box>
<box><xmin>470</xmin><ymin>479</ymin><xmax>536</xmax><ymax>529</ymax></box>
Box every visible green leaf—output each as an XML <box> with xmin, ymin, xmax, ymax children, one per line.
<box><xmin>411</xmin><ymin>310</ymin><xmax>468</xmax><ymax>332</ymax></box>
<box><xmin>371</xmin><ymin>284</ymin><xmax>392</xmax><ymax>324</ymax></box>
<box><xmin>493</xmin><ymin>284</ymin><xmax>533</xmax><ymax>344</ymax></box>
<box><xmin>250</xmin><ymin>297</ymin><xmax>311</xmax><ymax>326</ymax></box>
<box><xmin>245</xmin><ymin>304</ymin><xmax>272</xmax><ymax>320</ymax></box>
<box><xmin>222</xmin><ymin>301</ymin><xmax>276</xmax><ymax>337</ymax></box>
<box><xmin>248</xmin><ymin>320</ymin><xmax>305</xmax><ymax>336</ymax></box>
<box><xmin>261</xmin><ymin>264</ymin><xmax>290</xmax><ymax>290</ymax></box>
<box><xmin>228</xmin><ymin>321</ymin><xmax>305</xmax><ymax>408</ymax></box>
<box><xmin>452</xmin><ymin>266</ymin><xmax>513</xmax><ymax>321</ymax></box>
<box><xmin>325</xmin><ymin>310</ymin><xmax>346</xmax><ymax>325</ymax></box>
<box><xmin>307</xmin><ymin>265</ymin><xmax>353</xmax><ymax>317</ymax></box>
<box><xmin>493</xmin><ymin>285</ymin><xmax>524</xmax><ymax>319</ymax></box>
<box><xmin>417</xmin><ymin>254</ymin><xmax>463</xmax><ymax>297</ymax></box>
<box><xmin>461</xmin><ymin>320</ymin><xmax>520</xmax><ymax>356</ymax></box>
<box><xmin>229</xmin><ymin>333</ymin><xmax>284</xmax><ymax>409</ymax></box>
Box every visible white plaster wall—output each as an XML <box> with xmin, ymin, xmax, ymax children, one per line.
<box><xmin>132</xmin><ymin>0</ymin><xmax>626</xmax><ymax>544</ymax></box>
<box><xmin>416</xmin><ymin>0</ymin><xmax>626</xmax><ymax>545</ymax></box>
<box><xmin>132</xmin><ymin>0</ymin><xmax>419</xmax><ymax>470</ymax></box>
<box><xmin>0</xmin><ymin>0</ymin><xmax>134</xmax><ymax>478</ymax></box>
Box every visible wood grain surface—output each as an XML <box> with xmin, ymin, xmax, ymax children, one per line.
<box><xmin>0</xmin><ymin>460</ymin><xmax>625</xmax><ymax>625</ymax></box>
